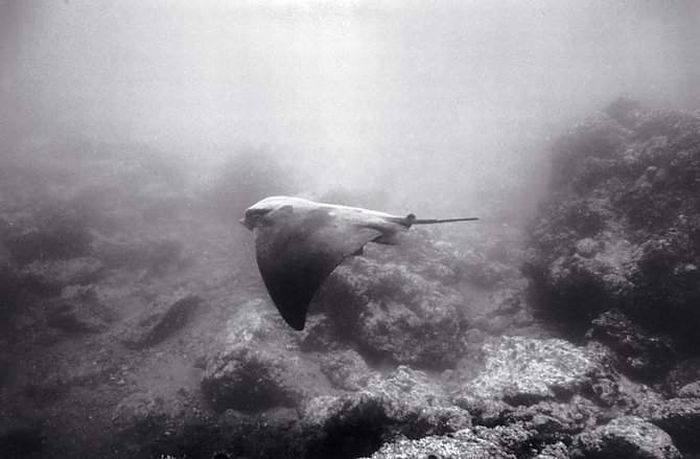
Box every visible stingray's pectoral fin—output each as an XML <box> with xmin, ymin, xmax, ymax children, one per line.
<box><xmin>254</xmin><ymin>209</ymin><xmax>382</xmax><ymax>330</ymax></box>
<box><xmin>274</xmin><ymin>297</ymin><xmax>308</xmax><ymax>331</ymax></box>
<box><xmin>372</xmin><ymin>233</ymin><xmax>401</xmax><ymax>245</ymax></box>
<box><xmin>352</xmin><ymin>246</ymin><xmax>364</xmax><ymax>256</ymax></box>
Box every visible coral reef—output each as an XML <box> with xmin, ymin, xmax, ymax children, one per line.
<box><xmin>2</xmin><ymin>101</ymin><xmax>700</xmax><ymax>458</ymax></box>
<box><xmin>525</xmin><ymin>103</ymin><xmax>700</xmax><ymax>348</ymax></box>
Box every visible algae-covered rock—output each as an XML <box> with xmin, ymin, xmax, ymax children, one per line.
<box><xmin>586</xmin><ymin>309</ymin><xmax>675</xmax><ymax>379</ymax></box>
<box><xmin>526</xmin><ymin>102</ymin><xmax>700</xmax><ymax>348</ymax></box>
<box><xmin>534</xmin><ymin>442</ymin><xmax>570</xmax><ymax>459</ymax></box>
<box><xmin>317</xmin><ymin>349</ymin><xmax>375</xmax><ymax>391</ymax></box>
<box><xmin>365</xmin><ymin>429</ymin><xmax>516</xmax><ymax>459</ymax></box>
<box><xmin>201</xmin><ymin>299</ymin><xmax>330</xmax><ymax>412</ymax></box>
<box><xmin>642</xmin><ymin>397</ymin><xmax>700</xmax><ymax>452</ymax></box>
<box><xmin>302</xmin><ymin>393</ymin><xmax>472</xmax><ymax>459</ymax></box>
<box><xmin>571</xmin><ymin>416</ymin><xmax>680</xmax><ymax>459</ymax></box>
<box><xmin>677</xmin><ymin>381</ymin><xmax>700</xmax><ymax>398</ymax></box>
<box><xmin>300</xmin><ymin>366</ymin><xmax>473</xmax><ymax>458</ymax></box>
<box><xmin>320</xmin><ymin>255</ymin><xmax>466</xmax><ymax>368</ymax></box>
<box><xmin>452</xmin><ymin>337</ymin><xmax>603</xmax><ymax>406</ymax></box>
<box><xmin>203</xmin><ymin>345</ymin><xmax>328</xmax><ymax>413</ymax></box>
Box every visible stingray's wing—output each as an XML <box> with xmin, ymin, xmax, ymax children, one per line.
<box><xmin>254</xmin><ymin>207</ymin><xmax>382</xmax><ymax>330</ymax></box>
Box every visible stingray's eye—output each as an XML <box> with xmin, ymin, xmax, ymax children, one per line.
<box><xmin>245</xmin><ymin>208</ymin><xmax>271</xmax><ymax>219</ymax></box>
<box><xmin>243</xmin><ymin>207</ymin><xmax>272</xmax><ymax>229</ymax></box>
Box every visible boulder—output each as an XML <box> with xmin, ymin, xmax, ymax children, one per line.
<box><xmin>451</xmin><ymin>337</ymin><xmax>604</xmax><ymax>406</ymax></box>
<box><xmin>203</xmin><ymin>345</ymin><xmax>326</xmax><ymax>413</ymax></box>
<box><xmin>504</xmin><ymin>396</ymin><xmax>601</xmax><ymax>439</ymax></box>
<box><xmin>571</xmin><ymin>416</ymin><xmax>680</xmax><ymax>459</ymax></box>
<box><xmin>662</xmin><ymin>357</ymin><xmax>700</xmax><ymax>396</ymax></box>
<box><xmin>586</xmin><ymin>309</ymin><xmax>675</xmax><ymax>379</ymax></box>
<box><xmin>302</xmin><ymin>395</ymin><xmax>472</xmax><ymax>459</ymax></box>
<box><xmin>317</xmin><ymin>349</ymin><xmax>375</xmax><ymax>391</ymax></box>
<box><xmin>300</xmin><ymin>366</ymin><xmax>473</xmax><ymax>458</ymax></box>
<box><xmin>525</xmin><ymin>105</ymin><xmax>700</xmax><ymax>346</ymax></box>
<box><xmin>677</xmin><ymin>381</ymin><xmax>700</xmax><ymax>398</ymax></box>
<box><xmin>534</xmin><ymin>442</ymin><xmax>570</xmax><ymax>459</ymax></box>
<box><xmin>320</xmin><ymin>255</ymin><xmax>466</xmax><ymax>368</ymax></box>
<box><xmin>643</xmin><ymin>397</ymin><xmax>700</xmax><ymax>452</ymax></box>
<box><xmin>201</xmin><ymin>299</ymin><xmax>330</xmax><ymax>413</ymax></box>
<box><xmin>365</xmin><ymin>429</ymin><xmax>517</xmax><ymax>459</ymax></box>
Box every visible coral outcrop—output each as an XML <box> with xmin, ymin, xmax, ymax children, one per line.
<box><xmin>526</xmin><ymin>101</ymin><xmax>700</xmax><ymax>349</ymax></box>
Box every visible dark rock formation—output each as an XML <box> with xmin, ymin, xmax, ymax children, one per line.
<box><xmin>451</xmin><ymin>337</ymin><xmax>605</xmax><ymax>406</ymax></box>
<box><xmin>0</xmin><ymin>418</ymin><xmax>44</xmax><ymax>459</ymax></box>
<box><xmin>586</xmin><ymin>309</ymin><xmax>675</xmax><ymax>380</ymax></box>
<box><xmin>365</xmin><ymin>429</ymin><xmax>517</xmax><ymax>459</ymax></box>
<box><xmin>571</xmin><ymin>416</ymin><xmax>680</xmax><ymax>459</ymax></box>
<box><xmin>525</xmin><ymin>102</ymin><xmax>700</xmax><ymax>348</ymax></box>
<box><xmin>317</xmin><ymin>349</ymin><xmax>375</xmax><ymax>391</ymax></box>
<box><xmin>201</xmin><ymin>299</ymin><xmax>331</xmax><ymax>412</ymax></box>
<box><xmin>320</xmin><ymin>252</ymin><xmax>467</xmax><ymax>368</ymax></box>
<box><xmin>642</xmin><ymin>397</ymin><xmax>700</xmax><ymax>452</ymax></box>
<box><xmin>300</xmin><ymin>366</ymin><xmax>472</xmax><ymax>459</ymax></box>
<box><xmin>2</xmin><ymin>205</ymin><xmax>94</xmax><ymax>264</ymax></box>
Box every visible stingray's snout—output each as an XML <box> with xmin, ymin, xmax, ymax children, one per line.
<box><xmin>241</xmin><ymin>206</ymin><xmax>273</xmax><ymax>230</ymax></box>
<box><xmin>239</xmin><ymin>217</ymin><xmax>253</xmax><ymax>230</ymax></box>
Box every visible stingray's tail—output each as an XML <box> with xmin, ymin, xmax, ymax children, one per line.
<box><xmin>400</xmin><ymin>213</ymin><xmax>479</xmax><ymax>227</ymax></box>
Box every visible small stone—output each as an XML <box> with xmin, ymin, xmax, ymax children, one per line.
<box><xmin>575</xmin><ymin>238</ymin><xmax>599</xmax><ymax>258</ymax></box>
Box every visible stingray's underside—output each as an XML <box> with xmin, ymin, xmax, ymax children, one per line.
<box><xmin>254</xmin><ymin>207</ymin><xmax>389</xmax><ymax>330</ymax></box>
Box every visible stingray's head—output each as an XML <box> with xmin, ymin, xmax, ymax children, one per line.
<box><xmin>240</xmin><ymin>207</ymin><xmax>270</xmax><ymax>230</ymax></box>
<box><xmin>240</xmin><ymin>196</ymin><xmax>312</xmax><ymax>230</ymax></box>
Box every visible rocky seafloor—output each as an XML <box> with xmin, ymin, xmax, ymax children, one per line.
<box><xmin>1</xmin><ymin>99</ymin><xmax>700</xmax><ymax>458</ymax></box>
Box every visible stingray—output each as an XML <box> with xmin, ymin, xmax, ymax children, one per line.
<box><xmin>240</xmin><ymin>196</ymin><xmax>478</xmax><ymax>330</ymax></box>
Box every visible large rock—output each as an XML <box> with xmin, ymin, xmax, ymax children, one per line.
<box><xmin>586</xmin><ymin>309</ymin><xmax>675</xmax><ymax>379</ymax></box>
<box><xmin>201</xmin><ymin>299</ymin><xmax>330</xmax><ymax>413</ymax></box>
<box><xmin>642</xmin><ymin>397</ymin><xmax>700</xmax><ymax>452</ymax></box>
<box><xmin>317</xmin><ymin>349</ymin><xmax>376</xmax><ymax>391</ymax></box>
<box><xmin>319</xmin><ymin>252</ymin><xmax>467</xmax><ymax>368</ymax></box>
<box><xmin>301</xmin><ymin>367</ymin><xmax>473</xmax><ymax>459</ymax></box>
<box><xmin>571</xmin><ymin>416</ymin><xmax>681</xmax><ymax>459</ymax></box>
<box><xmin>451</xmin><ymin>337</ymin><xmax>604</xmax><ymax>406</ymax></box>
<box><xmin>365</xmin><ymin>429</ymin><xmax>516</xmax><ymax>459</ymax></box>
<box><xmin>525</xmin><ymin>103</ymin><xmax>700</xmax><ymax>347</ymax></box>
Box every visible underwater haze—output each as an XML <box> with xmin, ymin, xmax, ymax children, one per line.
<box><xmin>1</xmin><ymin>1</ymin><xmax>700</xmax><ymax>458</ymax></box>
<box><xmin>3</xmin><ymin>0</ymin><xmax>698</xmax><ymax>212</ymax></box>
